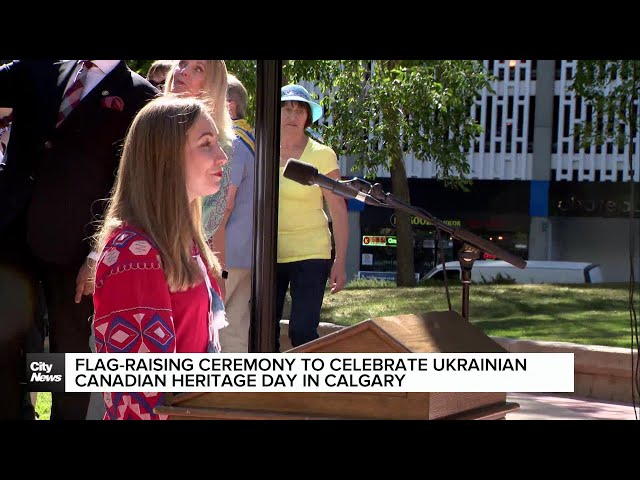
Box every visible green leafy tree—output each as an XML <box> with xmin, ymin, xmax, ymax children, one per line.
<box><xmin>571</xmin><ymin>61</ymin><xmax>640</xmax><ymax>172</ymax></box>
<box><xmin>284</xmin><ymin>60</ymin><xmax>491</xmax><ymax>286</ymax></box>
<box><xmin>126</xmin><ymin>60</ymin><xmax>155</xmax><ymax>77</ymax></box>
<box><xmin>570</xmin><ymin>60</ymin><xmax>640</xmax><ymax>405</ymax></box>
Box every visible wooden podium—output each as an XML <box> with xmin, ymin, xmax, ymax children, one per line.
<box><xmin>155</xmin><ymin>311</ymin><xmax>520</xmax><ymax>420</ymax></box>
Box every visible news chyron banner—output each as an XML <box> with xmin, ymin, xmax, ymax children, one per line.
<box><xmin>27</xmin><ymin>353</ymin><xmax>574</xmax><ymax>393</ymax></box>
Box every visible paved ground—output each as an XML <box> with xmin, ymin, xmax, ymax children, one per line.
<box><xmin>506</xmin><ymin>392</ymin><xmax>638</xmax><ymax>420</ymax></box>
<box><xmin>85</xmin><ymin>391</ymin><xmax>638</xmax><ymax>420</ymax></box>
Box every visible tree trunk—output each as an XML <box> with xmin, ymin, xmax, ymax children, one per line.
<box><xmin>390</xmin><ymin>149</ymin><xmax>416</xmax><ymax>286</ymax></box>
<box><xmin>379</xmin><ymin>60</ymin><xmax>416</xmax><ymax>287</ymax></box>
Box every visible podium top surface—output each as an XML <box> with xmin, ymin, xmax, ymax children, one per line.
<box><xmin>288</xmin><ymin>311</ymin><xmax>508</xmax><ymax>354</ymax></box>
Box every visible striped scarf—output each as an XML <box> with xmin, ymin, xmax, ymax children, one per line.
<box><xmin>233</xmin><ymin>118</ymin><xmax>255</xmax><ymax>156</ymax></box>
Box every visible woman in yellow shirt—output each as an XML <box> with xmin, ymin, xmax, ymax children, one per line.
<box><xmin>276</xmin><ymin>84</ymin><xmax>349</xmax><ymax>351</ymax></box>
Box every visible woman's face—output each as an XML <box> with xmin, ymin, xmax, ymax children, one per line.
<box><xmin>184</xmin><ymin>113</ymin><xmax>228</xmax><ymax>202</ymax></box>
<box><xmin>171</xmin><ymin>60</ymin><xmax>207</xmax><ymax>95</ymax></box>
<box><xmin>281</xmin><ymin>101</ymin><xmax>309</xmax><ymax>133</ymax></box>
<box><xmin>149</xmin><ymin>72</ymin><xmax>167</xmax><ymax>90</ymax></box>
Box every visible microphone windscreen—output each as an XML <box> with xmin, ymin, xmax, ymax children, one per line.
<box><xmin>282</xmin><ymin>159</ymin><xmax>318</xmax><ymax>186</ymax></box>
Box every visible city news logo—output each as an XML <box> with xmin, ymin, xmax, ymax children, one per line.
<box><xmin>26</xmin><ymin>353</ymin><xmax>65</xmax><ymax>392</ymax></box>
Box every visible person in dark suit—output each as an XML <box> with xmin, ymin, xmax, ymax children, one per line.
<box><xmin>0</xmin><ymin>60</ymin><xmax>158</xmax><ymax>420</ymax></box>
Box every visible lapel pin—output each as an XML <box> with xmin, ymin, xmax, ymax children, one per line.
<box><xmin>102</xmin><ymin>90</ymin><xmax>109</xmax><ymax>96</ymax></box>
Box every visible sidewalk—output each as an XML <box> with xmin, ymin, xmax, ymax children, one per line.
<box><xmin>506</xmin><ymin>392</ymin><xmax>638</xmax><ymax>420</ymax></box>
<box><xmin>80</xmin><ymin>392</ymin><xmax>640</xmax><ymax>420</ymax></box>
<box><xmin>85</xmin><ymin>392</ymin><xmax>639</xmax><ymax>420</ymax></box>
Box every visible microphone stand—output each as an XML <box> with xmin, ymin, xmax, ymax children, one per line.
<box><xmin>347</xmin><ymin>180</ymin><xmax>526</xmax><ymax>321</ymax></box>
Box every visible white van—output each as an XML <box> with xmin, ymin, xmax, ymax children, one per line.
<box><xmin>423</xmin><ymin>260</ymin><xmax>604</xmax><ymax>284</ymax></box>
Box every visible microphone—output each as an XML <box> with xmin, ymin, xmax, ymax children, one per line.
<box><xmin>283</xmin><ymin>159</ymin><xmax>381</xmax><ymax>206</ymax></box>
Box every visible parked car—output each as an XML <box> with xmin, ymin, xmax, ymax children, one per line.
<box><xmin>422</xmin><ymin>260</ymin><xmax>604</xmax><ymax>284</ymax></box>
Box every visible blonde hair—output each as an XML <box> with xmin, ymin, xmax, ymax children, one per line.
<box><xmin>164</xmin><ymin>60</ymin><xmax>235</xmax><ymax>151</ymax></box>
<box><xmin>93</xmin><ymin>96</ymin><xmax>221</xmax><ymax>292</ymax></box>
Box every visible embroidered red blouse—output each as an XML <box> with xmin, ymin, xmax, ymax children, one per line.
<box><xmin>92</xmin><ymin>225</ymin><xmax>222</xmax><ymax>420</ymax></box>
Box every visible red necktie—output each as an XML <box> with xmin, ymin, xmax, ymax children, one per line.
<box><xmin>56</xmin><ymin>61</ymin><xmax>95</xmax><ymax>128</ymax></box>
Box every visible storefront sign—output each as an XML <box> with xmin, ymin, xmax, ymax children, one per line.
<box><xmin>390</xmin><ymin>214</ymin><xmax>461</xmax><ymax>228</ymax></box>
<box><xmin>555</xmin><ymin>197</ymin><xmax>638</xmax><ymax>216</ymax></box>
<box><xmin>549</xmin><ymin>181</ymin><xmax>640</xmax><ymax>218</ymax></box>
<box><xmin>362</xmin><ymin>236</ymin><xmax>397</xmax><ymax>247</ymax></box>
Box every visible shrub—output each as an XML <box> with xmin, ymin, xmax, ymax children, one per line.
<box><xmin>479</xmin><ymin>273</ymin><xmax>517</xmax><ymax>285</ymax></box>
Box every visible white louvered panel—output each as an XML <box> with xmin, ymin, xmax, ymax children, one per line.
<box><xmin>555</xmin><ymin>61</ymin><xmax>589</xmax><ymax>180</ymax></box>
<box><xmin>555</xmin><ymin>60</ymin><xmax>640</xmax><ymax>182</ymax></box>
<box><xmin>516</xmin><ymin>62</ymin><xmax>532</xmax><ymax>179</ymax></box>
<box><xmin>598</xmin><ymin>110</ymin><xmax>617</xmax><ymax>182</ymax></box>
<box><xmin>470</xmin><ymin>64</ymin><xmax>488</xmax><ymax>178</ymax></box>
<box><xmin>405</xmin><ymin>151</ymin><xmax>420</xmax><ymax>177</ymax></box>
<box><xmin>403</xmin><ymin>151</ymin><xmax>432</xmax><ymax>178</ymax></box>
<box><xmin>554</xmin><ymin>63</ymin><xmax>572</xmax><ymax>181</ymax></box>
<box><xmin>469</xmin><ymin>99</ymin><xmax>483</xmax><ymax>178</ymax></box>
<box><xmin>470</xmin><ymin>62</ymin><xmax>490</xmax><ymax>179</ymax></box>
<box><xmin>489</xmin><ymin>60</ymin><xmax>503</xmax><ymax>179</ymax></box>
<box><xmin>477</xmin><ymin>60</ymin><xmax>532</xmax><ymax>180</ymax></box>
<box><xmin>600</xmin><ymin>154</ymin><xmax>617</xmax><ymax>182</ymax></box>
<box><xmin>500</xmin><ymin>60</ymin><xmax>531</xmax><ymax>179</ymax></box>
<box><xmin>375</xmin><ymin>151</ymin><xmax>437</xmax><ymax>179</ymax></box>
<box><xmin>491</xmin><ymin>60</ymin><xmax>504</xmax><ymax>178</ymax></box>
<box><xmin>569</xmin><ymin>86</ymin><xmax>595</xmax><ymax>181</ymax></box>
<box><xmin>621</xmin><ymin>141</ymin><xmax>633</xmax><ymax>182</ymax></box>
<box><xmin>620</xmin><ymin>111</ymin><xmax>640</xmax><ymax>182</ymax></box>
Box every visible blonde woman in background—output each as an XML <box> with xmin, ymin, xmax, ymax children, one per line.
<box><xmin>164</xmin><ymin>60</ymin><xmax>235</xmax><ymax>297</ymax></box>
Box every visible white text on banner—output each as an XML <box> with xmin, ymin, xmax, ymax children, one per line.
<box><xmin>63</xmin><ymin>353</ymin><xmax>574</xmax><ymax>393</ymax></box>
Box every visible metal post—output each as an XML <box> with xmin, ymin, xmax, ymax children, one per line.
<box><xmin>458</xmin><ymin>244</ymin><xmax>481</xmax><ymax>321</ymax></box>
<box><xmin>249</xmin><ymin>60</ymin><xmax>282</xmax><ymax>353</ymax></box>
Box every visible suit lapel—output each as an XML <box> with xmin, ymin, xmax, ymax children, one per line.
<box><xmin>56</xmin><ymin>61</ymin><xmax>130</xmax><ymax>132</ymax></box>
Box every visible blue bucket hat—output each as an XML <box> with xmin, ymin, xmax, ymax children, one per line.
<box><xmin>281</xmin><ymin>84</ymin><xmax>323</xmax><ymax>123</ymax></box>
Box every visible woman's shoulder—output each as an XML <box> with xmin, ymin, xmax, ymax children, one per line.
<box><xmin>95</xmin><ymin>225</ymin><xmax>163</xmax><ymax>286</ymax></box>
<box><xmin>304</xmin><ymin>138</ymin><xmax>338</xmax><ymax>171</ymax></box>
<box><xmin>307</xmin><ymin>137</ymin><xmax>336</xmax><ymax>155</ymax></box>
<box><xmin>103</xmin><ymin>225</ymin><xmax>160</xmax><ymax>256</ymax></box>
